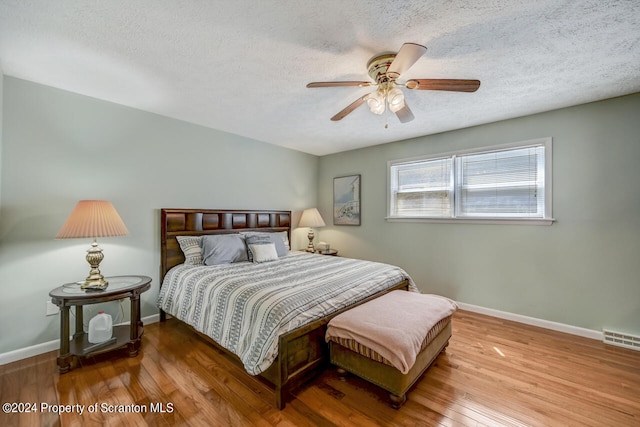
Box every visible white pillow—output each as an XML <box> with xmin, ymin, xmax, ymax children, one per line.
<box><xmin>248</xmin><ymin>243</ymin><xmax>278</xmax><ymax>263</ymax></box>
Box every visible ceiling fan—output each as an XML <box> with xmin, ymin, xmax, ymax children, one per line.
<box><xmin>307</xmin><ymin>43</ymin><xmax>480</xmax><ymax>124</ymax></box>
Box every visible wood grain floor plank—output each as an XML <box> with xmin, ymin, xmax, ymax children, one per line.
<box><xmin>1</xmin><ymin>310</ymin><xmax>639</xmax><ymax>426</ymax></box>
<box><xmin>323</xmin><ymin>371</ymin><xmax>451</xmax><ymax>426</ymax></box>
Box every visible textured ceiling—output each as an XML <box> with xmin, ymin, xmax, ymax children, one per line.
<box><xmin>0</xmin><ymin>1</ymin><xmax>639</xmax><ymax>155</ymax></box>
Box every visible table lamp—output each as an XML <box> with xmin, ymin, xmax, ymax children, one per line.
<box><xmin>56</xmin><ymin>200</ymin><xmax>130</xmax><ymax>290</ymax></box>
<box><xmin>298</xmin><ymin>208</ymin><xmax>326</xmax><ymax>252</ymax></box>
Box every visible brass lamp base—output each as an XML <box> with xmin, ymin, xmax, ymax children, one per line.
<box><xmin>81</xmin><ymin>240</ymin><xmax>109</xmax><ymax>290</ymax></box>
<box><xmin>82</xmin><ymin>276</ymin><xmax>108</xmax><ymax>291</ymax></box>
<box><xmin>306</xmin><ymin>228</ymin><xmax>315</xmax><ymax>252</ymax></box>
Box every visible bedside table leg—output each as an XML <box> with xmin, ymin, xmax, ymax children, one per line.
<box><xmin>128</xmin><ymin>293</ymin><xmax>142</xmax><ymax>357</ymax></box>
<box><xmin>73</xmin><ymin>306</ymin><xmax>84</xmax><ymax>339</ymax></box>
<box><xmin>57</xmin><ymin>306</ymin><xmax>72</xmax><ymax>373</ymax></box>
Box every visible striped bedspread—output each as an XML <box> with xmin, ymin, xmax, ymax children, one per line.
<box><xmin>157</xmin><ymin>251</ymin><xmax>417</xmax><ymax>375</ymax></box>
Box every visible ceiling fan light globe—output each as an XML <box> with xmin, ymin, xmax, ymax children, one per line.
<box><xmin>366</xmin><ymin>92</ymin><xmax>385</xmax><ymax>114</ymax></box>
<box><xmin>388</xmin><ymin>88</ymin><xmax>405</xmax><ymax>112</ymax></box>
<box><xmin>389</xmin><ymin>100</ymin><xmax>405</xmax><ymax>113</ymax></box>
<box><xmin>369</xmin><ymin>102</ymin><xmax>385</xmax><ymax>115</ymax></box>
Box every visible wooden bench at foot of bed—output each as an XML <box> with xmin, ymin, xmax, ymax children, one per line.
<box><xmin>326</xmin><ymin>290</ymin><xmax>457</xmax><ymax>408</ymax></box>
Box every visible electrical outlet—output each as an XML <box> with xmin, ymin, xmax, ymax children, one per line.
<box><xmin>46</xmin><ymin>299</ymin><xmax>59</xmax><ymax>316</ymax></box>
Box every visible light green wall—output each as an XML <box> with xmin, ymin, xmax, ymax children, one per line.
<box><xmin>318</xmin><ymin>93</ymin><xmax>640</xmax><ymax>335</ymax></box>
<box><xmin>2</xmin><ymin>75</ymin><xmax>638</xmax><ymax>356</ymax></box>
<box><xmin>0</xmin><ymin>70</ymin><xmax>3</xmax><ymax>208</ymax></box>
<box><xmin>0</xmin><ymin>77</ymin><xmax>318</xmax><ymax>353</ymax></box>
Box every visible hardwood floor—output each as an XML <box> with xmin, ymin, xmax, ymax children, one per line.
<box><xmin>1</xmin><ymin>310</ymin><xmax>639</xmax><ymax>426</ymax></box>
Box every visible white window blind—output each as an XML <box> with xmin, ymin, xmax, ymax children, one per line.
<box><xmin>388</xmin><ymin>138</ymin><xmax>553</xmax><ymax>224</ymax></box>
<box><xmin>391</xmin><ymin>157</ymin><xmax>453</xmax><ymax>217</ymax></box>
<box><xmin>456</xmin><ymin>146</ymin><xmax>546</xmax><ymax>217</ymax></box>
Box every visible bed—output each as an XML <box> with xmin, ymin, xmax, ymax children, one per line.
<box><xmin>158</xmin><ymin>208</ymin><xmax>415</xmax><ymax>409</ymax></box>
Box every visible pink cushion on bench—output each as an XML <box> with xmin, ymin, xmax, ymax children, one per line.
<box><xmin>326</xmin><ymin>290</ymin><xmax>457</xmax><ymax>374</ymax></box>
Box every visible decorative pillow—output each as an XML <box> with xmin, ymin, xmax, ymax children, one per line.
<box><xmin>176</xmin><ymin>236</ymin><xmax>203</xmax><ymax>265</ymax></box>
<box><xmin>245</xmin><ymin>234</ymin><xmax>279</xmax><ymax>262</ymax></box>
<box><xmin>248</xmin><ymin>242</ymin><xmax>278</xmax><ymax>263</ymax></box>
<box><xmin>202</xmin><ymin>234</ymin><xmax>248</xmax><ymax>265</ymax></box>
<box><xmin>274</xmin><ymin>231</ymin><xmax>290</xmax><ymax>251</ymax></box>
<box><xmin>241</xmin><ymin>232</ymin><xmax>288</xmax><ymax>258</ymax></box>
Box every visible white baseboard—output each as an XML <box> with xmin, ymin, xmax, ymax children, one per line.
<box><xmin>0</xmin><ymin>339</ymin><xmax>61</xmax><ymax>367</ymax></box>
<box><xmin>456</xmin><ymin>302</ymin><xmax>602</xmax><ymax>341</ymax></box>
<box><xmin>0</xmin><ymin>314</ymin><xmax>160</xmax><ymax>366</ymax></box>
<box><xmin>0</xmin><ymin>307</ymin><xmax>601</xmax><ymax>366</ymax></box>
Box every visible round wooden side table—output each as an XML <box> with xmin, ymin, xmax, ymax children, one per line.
<box><xmin>49</xmin><ymin>275</ymin><xmax>151</xmax><ymax>373</ymax></box>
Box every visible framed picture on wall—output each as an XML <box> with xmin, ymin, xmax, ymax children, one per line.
<box><xmin>333</xmin><ymin>174</ymin><xmax>361</xmax><ymax>225</ymax></box>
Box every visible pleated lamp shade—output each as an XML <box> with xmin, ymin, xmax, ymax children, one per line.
<box><xmin>56</xmin><ymin>200</ymin><xmax>129</xmax><ymax>290</ymax></box>
<box><xmin>298</xmin><ymin>208</ymin><xmax>326</xmax><ymax>228</ymax></box>
<box><xmin>56</xmin><ymin>200</ymin><xmax>129</xmax><ymax>239</ymax></box>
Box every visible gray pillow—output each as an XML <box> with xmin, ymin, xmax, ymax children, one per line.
<box><xmin>242</xmin><ymin>232</ymin><xmax>288</xmax><ymax>259</ymax></box>
<box><xmin>202</xmin><ymin>234</ymin><xmax>249</xmax><ymax>265</ymax></box>
<box><xmin>273</xmin><ymin>231</ymin><xmax>290</xmax><ymax>250</ymax></box>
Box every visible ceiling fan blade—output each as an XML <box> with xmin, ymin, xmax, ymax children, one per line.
<box><xmin>387</xmin><ymin>43</ymin><xmax>428</xmax><ymax>78</ymax></box>
<box><xmin>395</xmin><ymin>103</ymin><xmax>415</xmax><ymax>123</ymax></box>
<box><xmin>405</xmin><ymin>79</ymin><xmax>481</xmax><ymax>92</ymax></box>
<box><xmin>330</xmin><ymin>95</ymin><xmax>368</xmax><ymax>121</ymax></box>
<box><xmin>307</xmin><ymin>81</ymin><xmax>372</xmax><ymax>88</ymax></box>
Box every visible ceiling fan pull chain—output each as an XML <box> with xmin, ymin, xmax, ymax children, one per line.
<box><xmin>385</xmin><ymin>91</ymin><xmax>390</xmax><ymax>128</ymax></box>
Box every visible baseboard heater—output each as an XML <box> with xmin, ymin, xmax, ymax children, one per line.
<box><xmin>602</xmin><ymin>329</ymin><xmax>640</xmax><ymax>351</ymax></box>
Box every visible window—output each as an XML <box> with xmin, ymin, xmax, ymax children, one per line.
<box><xmin>387</xmin><ymin>138</ymin><xmax>553</xmax><ymax>224</ymax></box>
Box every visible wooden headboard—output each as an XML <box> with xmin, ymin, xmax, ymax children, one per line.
<box><xmin>160</xmin><ymin>208</ymin><xmax>292</xmax><ymax>280</ymax></box>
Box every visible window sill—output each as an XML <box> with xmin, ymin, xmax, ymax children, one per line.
<box><xmin>385</xmin><ymin>216</ymin><xmax>555</xmax><ymax>226</ymax></box>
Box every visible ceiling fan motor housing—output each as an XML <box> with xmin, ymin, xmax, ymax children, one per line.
<box><xmin>367</xmin><ymin>53</ymin><xmax>397</xmax><ymax>83</ymax></box>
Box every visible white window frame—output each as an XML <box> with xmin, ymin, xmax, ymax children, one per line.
<box><xmin>386</xmin><ymin>137</ymin><xmax>554</xmax><ymax>225</ymax></box>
